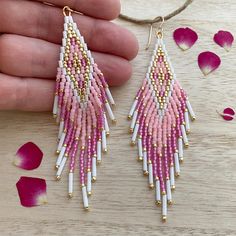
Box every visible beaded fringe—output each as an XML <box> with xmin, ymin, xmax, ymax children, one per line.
<box><xmin>128</xmin><ymin>37</ymin><xmax>196</xmax><ymax>221</ymax></box>
<box><xmin>53</xmin><ymin>15</ymin><xmax>115</xmax><ymax>209</ymax></box>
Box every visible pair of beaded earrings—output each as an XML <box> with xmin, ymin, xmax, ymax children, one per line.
<box><xmin>53</xmin><ymin>2</ymin><xmax>195</xmax><ymax>221</ymax></box>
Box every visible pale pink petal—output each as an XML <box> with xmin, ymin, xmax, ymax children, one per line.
<box><xmin>198</xmin><ymin>51</ymin><xmax>221</xmax><ymax>76</ymax></box>
<box><xmin>14</xmin><ymin>142</ymin><xmax>43</xmax><ymax>170</ymax></box>
<box><xmin>173</xmin><ymin>27</ymin><xmax>198</xmax><ymax>51</ymax></box>
<box><xmin>214</xmin><ymin>30</ymin><xmax>234</xmax><ymax>51</ymax></box>
<box><xmin>16</xmin><ymin>177</ymin><xmax>47</xmax><ymax>207</ymax></box>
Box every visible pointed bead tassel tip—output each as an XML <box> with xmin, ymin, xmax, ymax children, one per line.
<box><xmin>16</xmin><ymin>177</ymin><xmax>47</xmax><ymax>207</ymax></box>
<box><xmin>198</xmin><ymin>51</ymin><xmax>221</xmax><ymax>76</ymax></box>
<box><xmin>214</xmin><ymin>30</ymin><xmax>234</xmax><ymax>51</ymax></box>
<box><xmin>128</xmin><ymin>37</ymin><xmax>196</xmax><ymax>220</ymax></box>
<box><xmin>14</xmin><ymin>142</ymin><xmax>43</xmax><ymax>170</ymax></box>
<box><xmin>173</xmin><ymin>27</ymin><xmax>198</xmax><ymax>51</ymax></box>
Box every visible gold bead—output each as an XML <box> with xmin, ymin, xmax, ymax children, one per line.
<box><xmin>168</xmin><ymin>200</ymin><xmax>173</xmax><ymax>205</ymax></box>
<box><xmin>92</xmin><ymin>177</ymin><xmax>97</xmax><ymax>182</ymax></box>
<box><xmin>156</xmin><ymin>200</ymin><xmax>161</xmax><ymax>206</ymax></box>
<box><xmin>149</xmin><ymin>184</ymin><xmax>154</xmax><ymax>189</ymax></box>
<box><xmin>56</xmin><ymin>175</ymin><xmax>61</xmax><ymax>181</ymax></box>
<box><xmin>162</xmin><ymin>216</ymin><xmax>167</xmax><ymax>222</ymax></box>
<box><xmin>68</xmin><ymin>193</ymin><xmax>73</xmax><ymax>199</ymax></box>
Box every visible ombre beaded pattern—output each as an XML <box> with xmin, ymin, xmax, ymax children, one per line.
<box><xmin>128</xmin><ymin>37</ymin><xmax>196</xmax><ymax>221</ymax></box>
<box><xmin>53</xmin><ymin>15</ymin><xmax>115</xmax><ymax>209</ymax></box>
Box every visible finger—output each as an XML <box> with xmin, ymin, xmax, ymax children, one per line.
<box><xmin>0</xmin><ymin>0</ymin><xmax>138</xmax><ymax>60</ymax></box>
<box><xmin>0</xmin><ymin>73</ymin><xmax>54</xmax><ymax>111</ymax></box>
<box><xmin>34</xmin><ymin>0</ymin><xmax>121</xmax><ymax>20</ymax></box>
<box><xmin>0</xmin><ymin>34</ymin><xmax>132</xmax><ymax>86</ymax></box>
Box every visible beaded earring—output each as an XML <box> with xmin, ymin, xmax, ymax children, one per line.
<box><xmin>53</xmin><ymin>6</ymin><xmax>116</xmax><ymax>210</ymax></box>
<box><xmin>128</xmin><ymin>19</ymin><xmax>196</xmax><ymax>221</ymax></box>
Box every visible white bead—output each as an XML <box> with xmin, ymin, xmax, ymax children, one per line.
<box><xmin>64</xmin><ymin>23</ymin><xmax>68</xmax><ymax>31</ymax></box>
<box><xmin>155</xmin><ymin>180</ymin><xmax>161</xmax><ymax>203</ymax></box>
<box><xmin>59</xmin><ymin>61</ymin><xmax>63</xmax><ymax>68</ymax></box>
<box><xmin>138</xmin><ymin>138</ymin><xmax>143</xmax><ymax>159</ymax></box>
<box><xmin>105</xmin><ymin>88</ymin><xmax>115</xmax><ymax>106</ymax></box>
<box><xmin>186</xmin><ymin>100</ymin><xmax>196</xmax><ymax>119</ymax></box>
<box><xmin>58</xmin><ymin>121</ymin><xmax>64</xmax><ymax>140</ymax></box>
<box><xmin>57</xmin><ymin>132</ymin><xmax>66</xmax><ymax>152</ymax></box>
<box><xmin>62</xmin><ymin>38</ymin><xmax>66</xmax><ymax>47</ymax></box>
<box><xmin>185</xmin><ymin>111</ymin><xmax>190</xmax><ymax>133</ymax></box>
<box><xmin>148</xmin><ymin>163</ymin><xmax>154</xmax><ymax>186</ymax></box>
<box><xmin>170</xmin><ymin>166</ymin><xmax>175</xmax><ymax>188</ymax></box>
<box><xmin>178</xmin><ymin>138</ymin><xmax>183</xmax><ymax>160</ymax></box>
<box><xmin>63</xmin><ymin>31</ymin><xmax>67</xmax><ymax>39</ymax></box>
<box><xmin>56</xmin><ymin>157</ymin><xmax>67</xmax><ymax>177</ymax></box>
<box><xmin>129</xmin><ymin>100</ymin><xmax>138</xmax><ymax>118</ymax></box>
<box><xmin>68</xmin><ymin>172</ymin><xmax>73</xmax><ymax>195</ymax></box>
<box><xmin>97</xmin><ymin>141</ymin><xmax>102</xmax><ymax>163</ymax></box>
<box><xmin>105</xmin><ymin>103</ymin><xmax>115</xmax><ymax>121</ymax></box>
<box><xmin>143</xmin><ymin>151</ymin><xmax>148</xmax><ymax>173</ymax></box>
<box><xmin>181</xmin><ymin>125</ymin><xmax>188</xmax><ymax>145</ymax></box>
<box><xmin>82</xmin><ymin>186</ymin><xmax>89</xmax><ymax>209</ymax></box>
<box><xmin>87</xmin><ymin>172</ymin><xmax>92</xmax><ymax>194</ymax></box>
<box><xmin>131</xmin><ymin>110</ymin><xmax>138</xmax><ymax>130</ymax></box>
<box><xmin>53</xmin><ymin>95</ymin><xmax>58</xmax><ymax>116</ymax></box>
<box><xmin>68</xmin><ymin>16</ymin><xmax>73</xmax><ymax>23</ymax></box>
<box><xmin>132</xmin><ymin>124</ymin><xmax>139</xmax><ymax>143</ymax></box>
<box><xmin>60</xmin><ymin>52</ymin><xmax>64</xmax><ymax>61</ymax></box>
<box><xmin>102</xmin><ymin>130</ymin><xmax>107</xmax><ymax>152</ymax></box>
<box><xmin>92</xmin><ymin>157</ymin><xmax>97</xmax><ymax>179</ymax></box>
<box><xmin>166</xmin><ymin>180</ymin><xmax>172</xmax><ymax>202</ymax></box>
<box><xmin>162</xmin><ymin>194</ymin><xmax>167</xmax><ymax>217</ymax></box>
<box><xmin>65</xmin><ymin>16</ymin><xmax>69</xmax><ymax>24</ymax></box>
<box><xmin>60</xmin><ymin>47</ymin><xmax>65</xmax><ymax>54</ymax></box>
<box><xmin>174</xmin><ymin>152</ymin><xmax>180</xmax><ymax>174</ymax></box>
<box><xmin>104</xmin><ymin>114</ymin><xmax>109</xmax><ymax>134</ymax></box>
<box><xmin>56</xmin><ymin>146</ymin><xmax>66</xmax><ymax>167</ymax></box>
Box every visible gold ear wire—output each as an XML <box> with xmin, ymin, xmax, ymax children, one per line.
<box><xmin>156</xmin><ymin>16</ymin><xmax>165</xmax><ymax>39</ymax></box>
<box><xmin>145</xmin><ymin>23</ymin><xmax>154</xmax><ymax>50</ymax></box>
<box><xmin>145</xmin><ymin>16</ymin><xmax>165</xmax><ymax>50</ymax></box>
<box><xmin>63</xmin><ymin>6</ymin><xmax>83</xmax><ymax>16</ymax></box>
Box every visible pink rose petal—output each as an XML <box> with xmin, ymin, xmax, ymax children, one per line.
<box><xmin>173</xmin><ymin>27</ymin><xmax>198</xmax><ymax>51</ymax></box>
<box><xmin>14</xmin><ymin>142</ymin><xmax>43</xmax><ymax>170</ymax></box>
<box><xmin>214</xmin><ymin>30</ymin><xmax>234</xmax><ymax>51</ymax></box>
<box><xmin>198</xmin><ymin>51</ymin><xmax>221</xmax><ymax>76</ymax></box>
<box><xmin>16</xmin><ymin>177</ymin><xmax>47</xmax><ymax>207</ymax></box>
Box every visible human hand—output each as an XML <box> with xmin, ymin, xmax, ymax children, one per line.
<box><xmin>0</xmin><ymin>0</ymin><xmax>138</xmax><ymax>111</ymax></box>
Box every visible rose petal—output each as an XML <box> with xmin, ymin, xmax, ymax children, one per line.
<box><xmin>16</xmin><ymin>176</ymin><xmax>47</xmax><ymax>207</ymax></box>
<box><xmin>222</xmin><ymin>114</ymin><xmax>234</xmax><ymax>121</ymax></box>
<box><xmin>173</xmin><ymin>27</ymin><xmax>198</xmax><ymax>51</ymax></box>
<box><xmin>223</xmin><ymin>107</ymin><xmax>235</xmax><ymax>116</ymax></box>
<box><xmin>198</xmin><ymin>51</ymin><xmax>221</xmax><ymax>76</ymax></box>
<box><xmin>214</xmin><ymin>30</ymin><xmax>234</xmax><ymax>51</ymax></box>
<box><xmin>14</xmin><ymin>142</ymin><xmax>43</xmax><ymax>170</ymax></box>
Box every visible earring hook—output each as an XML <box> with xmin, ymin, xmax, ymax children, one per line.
<box><xmin>63</xmin><ymin>6</ymin><xmax>83</xmax><ymax>17</ymax></box>
<box><xmin>145</xmin><ymin>16</ymin><xmax>165</xmax><ymax>50</ymax></box>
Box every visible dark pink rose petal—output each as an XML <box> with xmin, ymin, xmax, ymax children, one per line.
<box><xmin>14</xmin><ymin>142</ymin><xmax>43</xmax><ymax>170</ymax></box>
<box><xmin>173</xmin><ymin>27</ymin><xmax>198</xmax><ymax>51</ymax></box>
<box><xmin>198</xmin><ymin>51</ymin><xmax>221</xmax><ymax>76</ymax></box>
<box><xmin>16</xmin><ymin>177</ymin><xmax>47</xmax><ymax>207</ymax></box>
<box><xmin>223</xmin><ymin>107</ymin><xmax>235</xmax><ymax>116</ymax></box>
<box><xmin>214</xmin><ymin>30</ymin><xmax>234</xmax><ymax>51</ymax></box>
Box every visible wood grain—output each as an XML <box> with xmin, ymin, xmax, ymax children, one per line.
<box><xmin>1</xmin><ymin>0</ymin><xmax>236</xmax><ymax>235</ymax></box>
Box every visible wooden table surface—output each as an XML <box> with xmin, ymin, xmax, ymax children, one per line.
<box><xmin>1</xmin><ymin>0</ymin><xmax>236</xmax><ymax>235</ymax></box>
